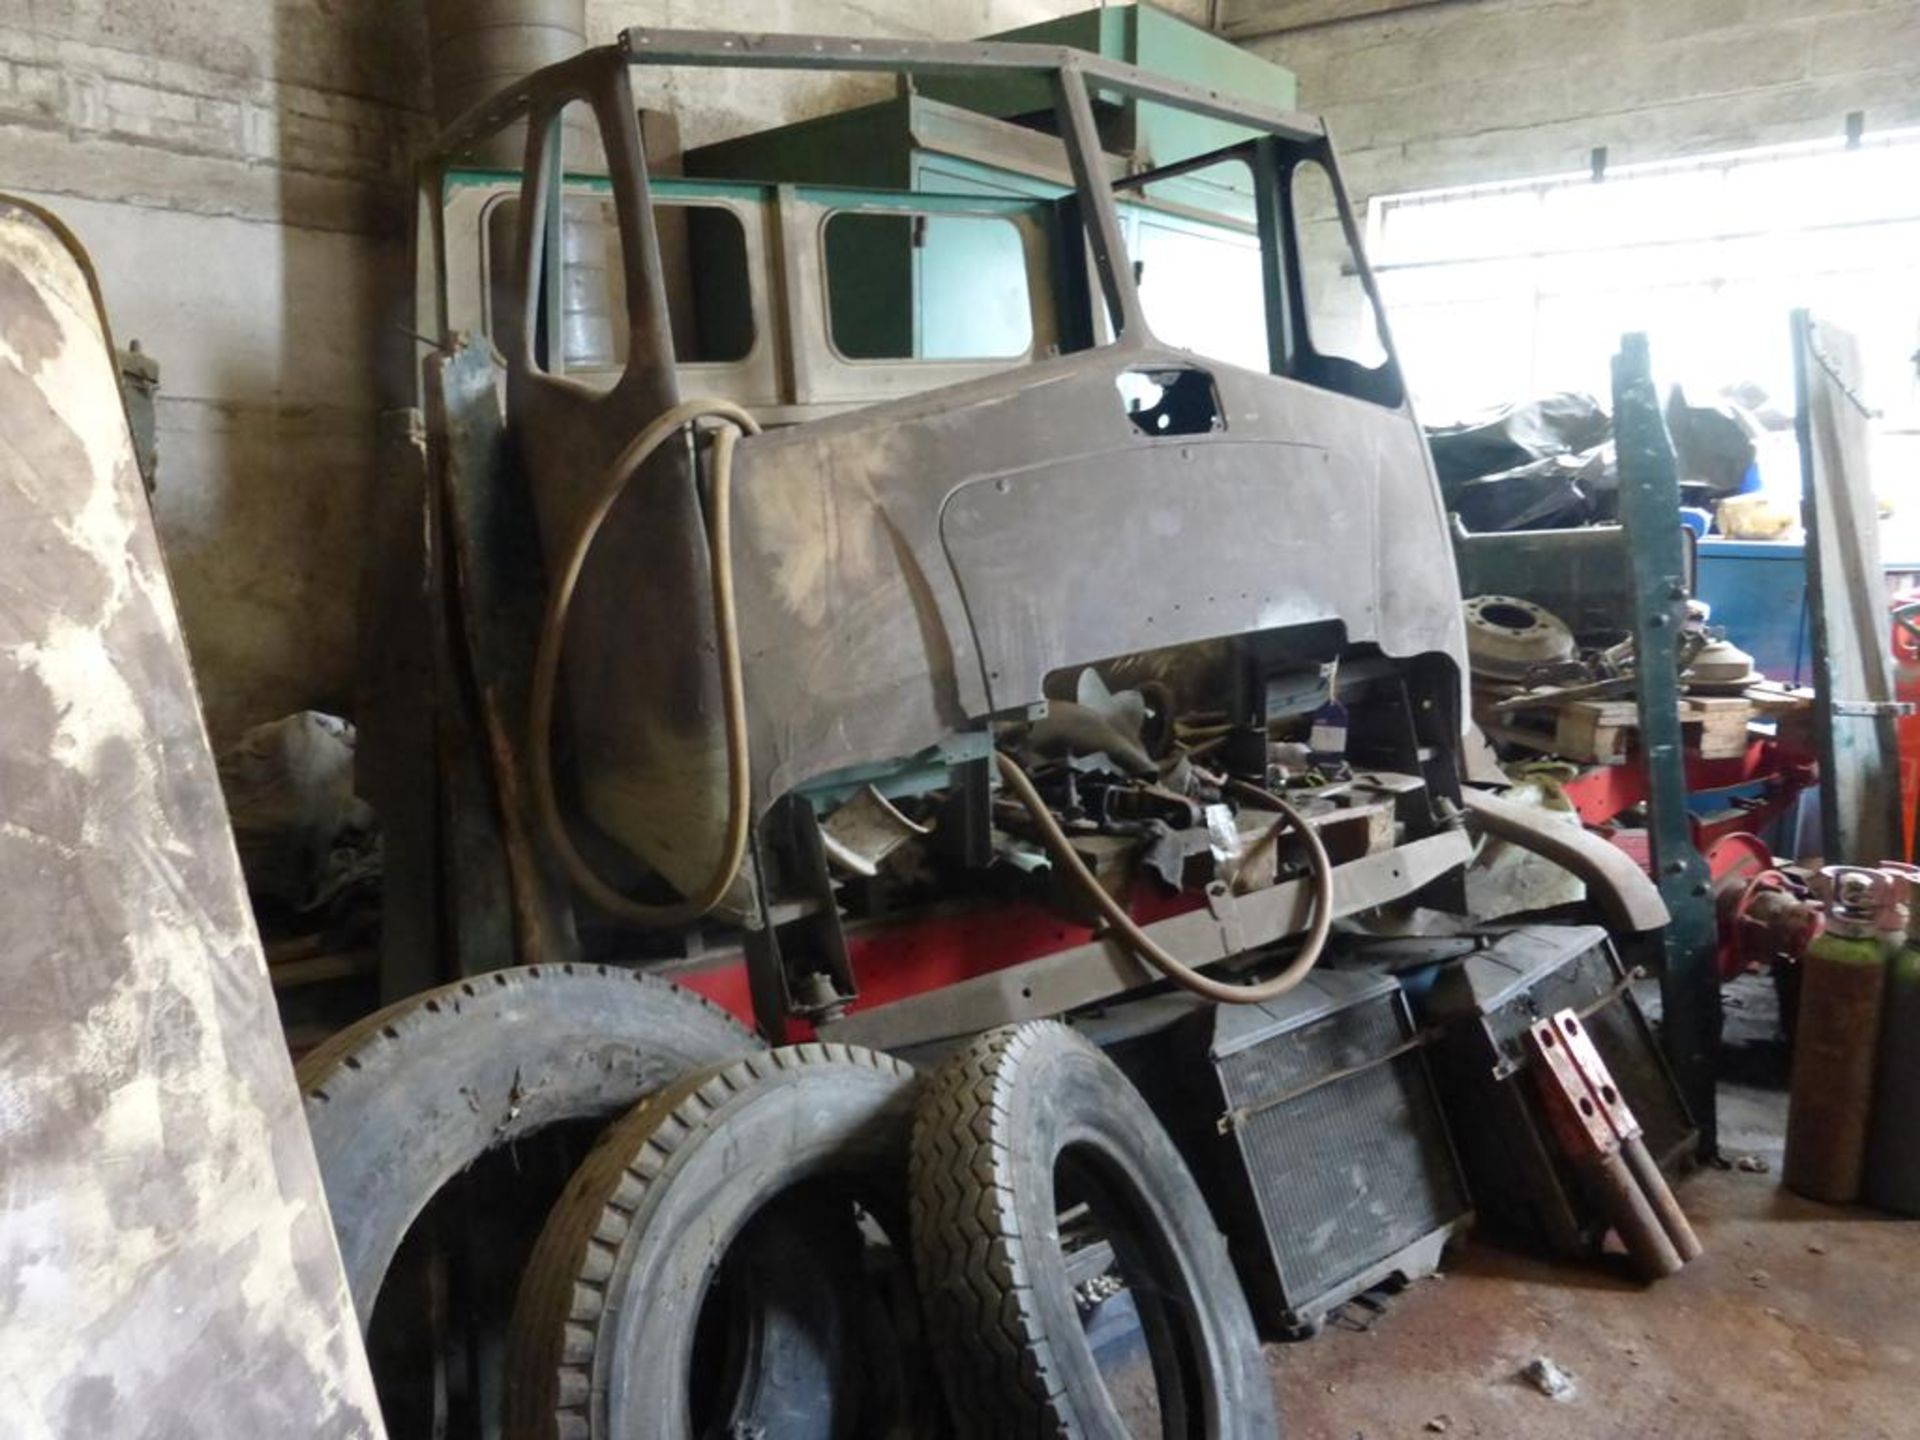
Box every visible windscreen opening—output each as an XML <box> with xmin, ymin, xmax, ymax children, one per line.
<box><xmin>824</xmin><ymin>209</ymin><xmax>1035</xmax><ymax>362</ymax></box>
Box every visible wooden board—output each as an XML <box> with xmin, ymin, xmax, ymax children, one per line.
<box><xmin>1795</xmin><ymin>311</ymin><xmax>1904</xmax><ymax>864</ymax></box>
<box><xmin>1554</xmin><ymin>696</ymin><xmax>1752</xmax><ymax>765</ymax></box>
<box><xmin>1477</xmin><ymin>691</ymin><xmax>1754</xmax><ymax>765</ymax></box>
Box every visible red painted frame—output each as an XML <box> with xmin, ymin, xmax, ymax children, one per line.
<box><xmin>664</xmin><ymin>884</ymin><xmax>1207</xmax><ymax>1034</ymax></box>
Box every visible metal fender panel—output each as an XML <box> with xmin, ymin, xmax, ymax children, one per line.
<box><xmin>0</xmin><ymin>199</ymin><xmax>382</xmax><ymax>1437</ymax></box>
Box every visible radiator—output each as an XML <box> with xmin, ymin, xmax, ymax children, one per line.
<box><xmin>1155</xmin><ymin>969</ymin><xmax>1473</xmax><ymax>1337</ymax></box>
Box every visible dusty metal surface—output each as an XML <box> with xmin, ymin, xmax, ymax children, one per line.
<box><xmin>426</xmin><ymin>337</ymin><xmax>578</xmax><ymax>972</ymax></box>
<box><xmin>0</xmin><ymin>197</ymin><xmax>381</xmax><ymax>1438</ymax></box>
<box><xmin>726</xmin><ymin>348</ymin><xmax>1462</xmax><ymax>805</ymax></box>
<box><xmin>1457</xmin><ymin>788</ymin><xmax>1668</xmax><ymax>935</ymax></box>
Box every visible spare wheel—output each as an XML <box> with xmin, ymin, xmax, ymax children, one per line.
<box><xmin>911</xmin><ymin>1020</ymin><xmax>1280</xmax><ymax>1439</ymax></box>
<box><xmin>505</xmin><ymin>1043</ymin><xmax>926</xmax><ymax>1440</ymax></box>
<box><xmin>299</xmin><ymin>964</ymin><xmax>762</xmax><ymax>1322</ymax></box>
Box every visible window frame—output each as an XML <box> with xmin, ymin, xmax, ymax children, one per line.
<box><xmin>816</xmin><ymin>197</ymin><xmax>1052</xmax><ymax>367</ymax></box>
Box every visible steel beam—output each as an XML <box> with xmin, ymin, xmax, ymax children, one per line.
<box><xmin>822</xmin><ymin>828</ymin><xmax>1471</xmax><ymax>1050</ymax></box>
<box><xmin>1613</xmin><ymin>331</ymin><xmax>1719</xmax><ymax>1157</ymax></box>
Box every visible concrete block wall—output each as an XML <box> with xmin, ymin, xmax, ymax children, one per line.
<box><xmin>0</xmin><ymin>0</ymin><xmax>1202</xmax><ymax>744</ymax></box>
<box><xmin>1241</xmin><ymin>0</ymin><xmax>1920</xmax><ymax>207</ymax></box>
<box><xmin>0</xmin><ymin>0</ymin><xmax>430</xmax><ymax>742</ymax></box>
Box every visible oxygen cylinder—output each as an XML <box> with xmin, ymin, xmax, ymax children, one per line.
<box><xmin>1867</xmin><ymin>865</ymin><xmax>1920</xmax><ymax>1214</ymax></box>
<box><xmin>1783</xmin><ymin>866</ymin><xmax>1892</xmax><ymax>1204</ymax></box>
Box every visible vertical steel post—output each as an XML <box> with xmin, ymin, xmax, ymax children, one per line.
<box><xmin>1250</xmin><ymin>135</ymin><xmax>1297</xmax><ymax>378</ymax></box>
<box><xmin>1613</xmin><ymin>332</ymin><xmax>1719</xmax><ymax>1156</ymax></box>
<box><xmin>1050</xmin><ymin>62</ymin><xmax>1142</xmax><ymax>343</ymax></box>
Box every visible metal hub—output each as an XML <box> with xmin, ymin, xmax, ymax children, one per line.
<box><xmin>1464</xmin><ymin>594</ymin><xmax>1577</xmax><ymax>681</ymax></box>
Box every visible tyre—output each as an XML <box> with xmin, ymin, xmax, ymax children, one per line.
<box><xmin>911</xmin><ymin>1021</ymin><xmax>1280</xmax><ymax>1439</ymax></box>
<box><xmin>299</xmin><ymin>964</ymin><xmax>761</xmax><ymax>1321</ymax></box>
<box><xmin>505</xmin><ymin>1043</ymin><xmax>925</xmax><ymax>1440</ymax></box>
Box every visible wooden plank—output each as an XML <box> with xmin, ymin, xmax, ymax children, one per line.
<box><xmin>1689</xmin><ymin>696</ymin><xmax>1753</xmax><ymax>761</ymax></box>
<box><xmin>270</xmin><ymin>949</ymin><xmax>380</xmax><ymax>992</ymax></box>
<box><xmin>1485</xmin><ymin>692</ymin><xmax>1755</xmax><ymax>765</ymax></box>
<box><xmin>1553</xmin><ymin>700</ymin><xmax>1638</xmax><ymax>764</ymax></box>
<box><xmin>357</xmin><ymin>408</ymin><xmax>443</xmax><ymax>1004</ymax></box>
<box><xmin>1794</xmin><ymin>311</ymin><xmax>1904</xmax><ymax>864</ymax></box>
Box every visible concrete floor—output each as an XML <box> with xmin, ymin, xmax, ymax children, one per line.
<box><xmin>1266</xmin><ymin>996</ymin><xmax>1920</xmax><ymax>1440</ymax></box>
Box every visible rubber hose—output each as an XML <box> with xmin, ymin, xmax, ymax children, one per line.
<box><xmin>530</xmin><ymin>399</ymin><xmax>761</xmax><ymax>927</ymax></box>
<box><xmin>994</xmin><ymin>753</ymin><xmax>1334</xmax><ymax>1005</ymax></box>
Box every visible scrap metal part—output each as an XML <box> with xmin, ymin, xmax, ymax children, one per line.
<box><xmin>1457</xmin><ymin>787</ymin><xmax>1669</xmax><ymax>935</ymax></box>
<box><xmin>0</xmin><ymin>197</ymin><xmax>381</xmax><ymax>1436</ymax></box>
<box><xmin>1463</xmin><ymin>594</ymin><xmax>1576</xmax><ymax>681</ymax></box>
<box><xmin>1525</xmin><ymin>1009</ymin><xmax>1700</xmax><ymax>1280</ymax></box>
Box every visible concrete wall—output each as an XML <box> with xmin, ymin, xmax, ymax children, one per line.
<box><xmin>0</xmin><ymin>0</ymin><xmax>1204</xmax><ymax>744</ymax></box>
<box><xmin>1241</xmin><ymin>0</ymin><xmax>1920</xmax><ymax>206</ymax></box>
<box><xmin>0</xmin><ymin>0</ymin><xmax>430</xmax><ymax>743</ymax></box>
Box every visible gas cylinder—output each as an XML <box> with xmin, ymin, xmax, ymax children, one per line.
<box><xmin>1866</xmin><ymin>864</ymin><xmax>1920</xmax><ymax>1214</ymax></box>
<box><xmin>1783</xmin><ymin>866</ymin><xmax>1893</xmax><ymax>1204</ymax></box>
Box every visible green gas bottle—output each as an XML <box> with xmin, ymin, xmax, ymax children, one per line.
<box><xmin>1866</xmin><ymin>864</ymin><xmax>1920</xmax><ymax>1214</ymax></box>
<box><xmin>1784</xmin><ymin>866</ymin><xmax>1893</xmax><ymax>1204</ymax></box>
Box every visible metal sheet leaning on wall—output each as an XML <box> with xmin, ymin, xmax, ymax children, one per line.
<box><xmin>0</xmin><ymin>197</ymin><xmax>383</xmax><ymax>1439</ymax></box>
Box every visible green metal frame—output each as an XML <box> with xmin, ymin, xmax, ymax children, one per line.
<box><xmin>1614</xmin><ymin>331</ymin><xmax>1719</xmax><ymax>1157</ymax></box>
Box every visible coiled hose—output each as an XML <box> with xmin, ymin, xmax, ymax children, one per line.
<box><xmin>530</xmin><ymin>399</ymin><xmax>761</xmax><ymax>927</ymax></box>
<box><xmin>994</xmin><ymin>752</ymin><xmax>1334</xmax><ymax>1005</ymax></box>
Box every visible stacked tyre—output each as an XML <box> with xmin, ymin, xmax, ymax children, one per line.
<box><xmin>302</xmin><ymin>972</ymin><xmax>1279</xmax><ymax>1437</ymax></box>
